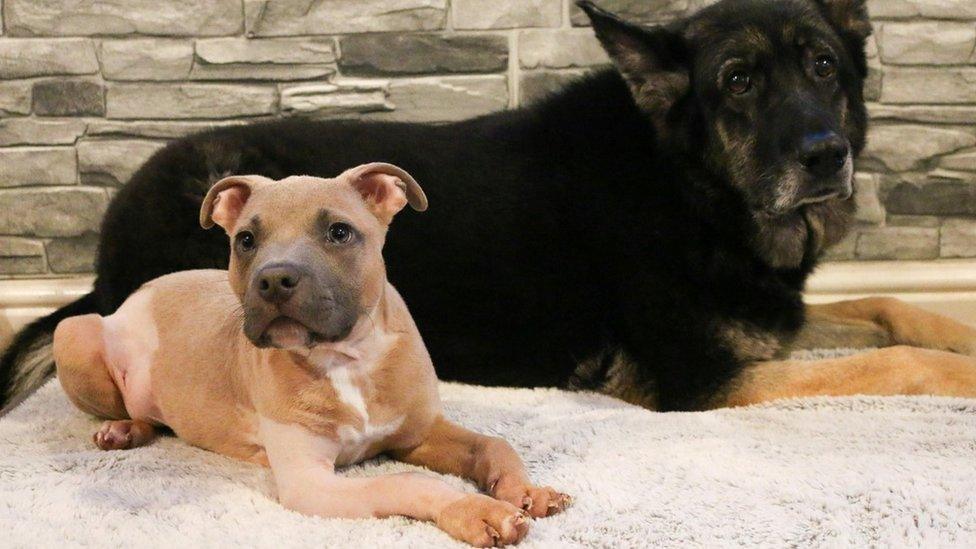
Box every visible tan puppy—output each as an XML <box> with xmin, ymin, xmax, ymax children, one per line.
<box><xmin>53</xmin><ymin>163</ymin><xmax>570</xmax><ymax>546</ymax></box>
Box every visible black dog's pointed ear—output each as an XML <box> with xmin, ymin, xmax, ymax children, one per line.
<box><xmin>812</xmin><ymin>0</ymin><xmax>872</xmax><ymax>75</ymax></box>
<box><xmin>577</xmin><ymin>1</ymin><xmax>689</xmax><ymax>117</ymax></box>
<box><xmin>813</xmin><ymin>0</ymin><xmax>872</xmax><ymax>40</ymax></box>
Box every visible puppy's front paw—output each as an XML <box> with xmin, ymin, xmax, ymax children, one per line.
<box><xmin>436</xmin><ymin>494</ymin><xmax>530</xmax><ymax>547</ymax></box>
<box><xmin>492</xmin><ymin>478</ymin><xmax>572</xmax><ymax>518</ymax></box>
<box><xmin>92</xmin><ymin>419</ymin><xmax>155</xmax><ymax>450</ymax></box>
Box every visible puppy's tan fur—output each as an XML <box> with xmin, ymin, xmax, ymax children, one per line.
<box><xmin>53</xmin><ymin>164</ymin><xmax>569</xmax><ymax>547</ymax></box>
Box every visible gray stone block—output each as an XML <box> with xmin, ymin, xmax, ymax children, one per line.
<box><xmin>940</xmin><ymin>150</ymin><xmax>976</xmax><ymax>172</ymax></box>
<box><xmin>862</xmin><ymin>125</ymin><xmax>975</xmax><ymax>172</ymax></box>
<box><xmin>519</xmin><ymin>30</ymin><xmax>609</xmax><ymax>69</ymax></box>
<box><xmin>0</xmin><ymin>187</ymin><xmax>108</xmax><ymax>237</ymax></box>
<box><xmin>5</xmin><ymin>0</ymin><xmax>242</xmax><ymax>36</ymax></box>
<box><xmin>868</xmin><ymin>104</ymin><xmax>976</xmax><ymax>125</ymax></box>
<box><xmin>866</xmin><ymin>0</ymin><xmax>976</xmax><ymax>19</ymax></box>
<box><xmin>0</xmin><ymin>39</ymin><xmax>98</xmax><ymax>78</ymax></box>
<box><xmin>106</xmin><ymin>84</ymin><xmax>278</xmax><ymax>119</ymax></box>
<box><xmin>46</xmin><ymin>234</ymin><xmax>99</xmax><ymax>273</ymax></box>
<box><xmin>882</xmin><ymin>68</ymin><xmax>976</xmax><ymax>104</ymax></box>
<box><xmin>0</xmin><ymin>82</ymin><xmax>32</xmax><ymax>115</ymax></box>
<box><xmin>941</xmin><ymin>218</ymin><xmax>976</xmax><ymax>258</ymax></box>
<box><xmin>196</xmin><ymin>37</ymin><xmax>337</xmax><ymax>65</ymax></box>
<box><xmin>0</xmin><ymin>147</ymin><xmax>77</xmax><ymax>187</ymax></box>
<box><xmin>864</xmin><ymin>64</ymin><xmax>882</xmax><ymax>103</ymax></box>
<box><xmin>454</xmin><ymin>0</ymin><xmax>561</xmax><ymax>29</ymax></box>
<box><xmin>340</xmin><ymin>34</ymin><xmax>508</xmax><ymax>75</ymax></box>
<box><xmin>77</xmin><ymin>139</ymin><xmax>166</xmax><ymax>186</ymax></box>
<box><xmin>33</xmin><ymin>80</ymin><xmax>105</xmax><ymax>116</ymax></box>
<box><xmin>884</xmin><ymin>175</ymin><xmax>976</xmax><ymax>216</ymax></box>
<box><xmin>100</xmin><ymin>39</ymin><xmax>194</xmax><ymax>81</ymax></box>
<box><xmin>879</xmin><ymin>22</ymin><xmax>976</xmax><ymax>65</ymax></box>
<box><xmin>853</xmin><ymin>173</ymin><xmax>885</xmax><ymax>225</ymax></box>
<box><xmin>367</xmin><ymin>75</ymin><xmax>508</xmax><ymax>122</ymax></box>
<box><xmin>244</xmin><ymin>0</ymin><xmax>447</xmax><ymax>36</ymax></box>
<box><xmin>856</xmin><ymin>226</ymin><xmax>939</xmax><ymax>260</ymax></box>
<box><xmin>192</xmin><ymin>37</ymin><xmax>338</xmax><ymax>81</ymax></box>
<box><xmin>821</xmin><ymin>230</ymin><xmax>857</xmax><ymax>261</ymax></box>
<box><xmin>0</xmin><ymin>119</ymin><xmax>86</xmax><ymax>146</ymax></box>
<box><xmin>0</xmin><ymin>237</ymin><xmax>46</xmax><ymax>275</ymax></box>
<box><xmin>189</xmin><ymin>63</ymin><xmax>335</xmax><ymax>81</ymax></box>
<box><xmin>280</xmin><ymin>80</ymin><xmax>393</xmax><ymax>118</ymax></box>
<box><xmin>86</xmin><ymin>120</ymin><xmax>247</xmax><ymax>139</ymax></box>
<box><xmin>887</xmin><ymin>215</ymin><xmax>942</xmax><ymax>228</ymax></box>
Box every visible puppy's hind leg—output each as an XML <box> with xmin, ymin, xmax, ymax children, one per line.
<box><xmin>53</xmin><ymin>315</ymin><xmax>157</xmax><ymax>450</ymax></box>
<box><xmin>53</xmin><ymin>314</ymin><xmax>126</xmax><ymax>419</ymax></box>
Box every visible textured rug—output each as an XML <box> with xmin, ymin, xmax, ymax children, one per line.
<box><xmin>2</xmin><ymin>358</ymin><xmax>976</xmax><ymax>547</ymax></box>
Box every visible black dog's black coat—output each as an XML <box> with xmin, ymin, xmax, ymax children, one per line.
<box><xmin>0</xmin><ymin>0</ymin><xmax>868</xmax><ymax>412</ymax></box>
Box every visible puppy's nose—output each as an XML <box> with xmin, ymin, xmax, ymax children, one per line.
<box><xmin>257</xmin><ymin>264</ymin><xmax>303</xmax><ymax>304</ymax></box>
<box><xmin>799</xmin><ymin>132</ymin><xmax>849</xmax><ymax>179</ymax></box>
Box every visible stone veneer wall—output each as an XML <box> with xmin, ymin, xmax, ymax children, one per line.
<box><xmin>0</xmin><ymin>0</ymin><xmax>973</xmax><ymax>277</ymax></box>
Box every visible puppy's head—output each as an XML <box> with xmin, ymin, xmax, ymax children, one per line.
<box><xmin>580</xmin><ymin>0</ymin><xmax>871</xmax><ymax>267</ymax></box>
<box><xmin>200</xmin><ymin>163</ymin><xmax>427</xmax><ymax>350</ymax></box>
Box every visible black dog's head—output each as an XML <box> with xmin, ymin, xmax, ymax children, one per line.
<box><xmin>579</xmin><ymin>0</ymin><xmax>871</xmax><ymax>268</ymax></box>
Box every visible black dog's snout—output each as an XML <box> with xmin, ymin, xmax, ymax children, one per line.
<box><xmin>257</xmin><ymin>264</ymin><xmax>304</xmax><ymax>304</ymax></box>
<box><xmin>799</xmin><ymin>132</ymin><xmax>849</xmax><ymax>179</ymax></box>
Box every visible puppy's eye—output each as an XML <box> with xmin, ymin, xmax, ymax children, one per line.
<box><xmin>814</xmin><ymin>54</ymin><xmax>836</xmax><ymax>78</ymax></box>
<box><xmin>725</xmin><ymin>70</ymin><xmax>752</xmax><ymax>95</ymax></box>
<box><xmin>327</xmin><ymin>223</ymin><xmax>353</xmax><ymax>244</ymax></box>
<box><xmin>236</xmin><ymin>231</ymin><xmax>256</xmax><ymax>252</ymax></box>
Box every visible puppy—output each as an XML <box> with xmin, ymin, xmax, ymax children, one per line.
<box><xmin>53</xmin><ymin>163</ymin><xmax>569</xmax><ymax>546</ymax></box>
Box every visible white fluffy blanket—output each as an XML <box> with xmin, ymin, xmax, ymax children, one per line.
<box><xmin>2</xmin><ymin>375</ymin><xmax>976</xmax><ymax>547</ymax></box>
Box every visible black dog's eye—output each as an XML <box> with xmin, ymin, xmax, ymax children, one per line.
<box><xmin>725</xmin><ymin>71</ymin><xmax>752</xmax><ymax>95</ymax></box>
<box><xmin>814</xmin><ymin>54</ymin><xmax>836</xmax><ymax>78</ymax></box>
<box><xmin>327</xmin><ymin>223</ymin><xmax>353</xmax><ymax>244</ymax></box>
<box><xmin>237</xmin><ymin>231</ymin><xmax>256</xmax><ymax>252</ymax></box>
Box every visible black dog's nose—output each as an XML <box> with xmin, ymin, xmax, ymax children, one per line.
<box><xmin>800</xmin><ymin>132</ymin><xmax>849</xmax><ymax>179</ymax></box>
<box><xmin>257</xmin><ymin>264</ymin><xmax>303</xmax><ymax>304</ymax></box>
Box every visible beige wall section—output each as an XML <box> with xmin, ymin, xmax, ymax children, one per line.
<box><xmin>2</xmin><ymin>260</ymin><xmax>976</xmax><ymax>354</ymax></box>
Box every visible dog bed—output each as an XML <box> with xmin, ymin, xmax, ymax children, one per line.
<box><xmin>2</xmin><ymin>353</ymin><xmax>976</xmax><ymax>547</ymax></box>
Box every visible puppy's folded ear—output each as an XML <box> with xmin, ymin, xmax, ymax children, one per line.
<box><xmin>577</xmin><ymin>1</ymin><xmax>689</xmax><ymax>119</ymax></box>
<box><xmin>342</xmin><ymin>162</ymin><xmax>428</xmax><ymax>224</ymax></box>
<box><xmin>200</xmin><ymin>175</ymin><xmax>270</xmax><ymax>232</ymax></box>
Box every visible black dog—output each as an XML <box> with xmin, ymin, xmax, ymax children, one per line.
<box><xmin>7</xmin><ymin>0</ymin><xmax>976</xmax><ymax>412</ymax></box>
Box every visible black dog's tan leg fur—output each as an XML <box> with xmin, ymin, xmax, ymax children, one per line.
<box><xmin>807</xmin><ymin>297</ymin><xmax>976</xmax><ymax>356</ymax></box>
<box><xmin>723</xmin><ymin>297</ymin><xmax>976</xmax><ymax>407</ymax></box>
<box><xmin>722</xmin><ymin>345</ymin><xmax>976</xmax><ymax>408</ymax></box>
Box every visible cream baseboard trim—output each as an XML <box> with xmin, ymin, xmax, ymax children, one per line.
<box><xmin>805</xmin><ymin>260</ymin><xmax>976</xmax><ymax>326</ymax></box>
<box><xmin>0</xmin><ymin>277</ymin><xmax>93</xmax><ymax>350</ymax></box>
<box><xmin>1</xmin><ymin>260</ymin><xmax>975</xmax><ymax>350</ymax></box>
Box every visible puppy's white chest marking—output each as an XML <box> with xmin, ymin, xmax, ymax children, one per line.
<box><xmin>336</xmin><ymin>417</ymin><xmax>404</xmax><ymax>465</ymax></box>
<box><xmin>307</xmin><ymin>330</ymin><xmax>403</xmax><ymax>465</ymax></box>
<box><xmin>328</xmin><ymin>365</ymin><xmax>369</xmax><ymax>421</ymax></box>
<box><xmin>322</xmin><ymin>363</ymin><xmax>405</xmax><ymax>465</ymax></box>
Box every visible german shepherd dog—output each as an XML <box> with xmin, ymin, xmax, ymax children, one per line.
<box><xmin>4</xmin><ymin>0</ymin><xmax>976</xmax><ymax>412</ymax></box>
